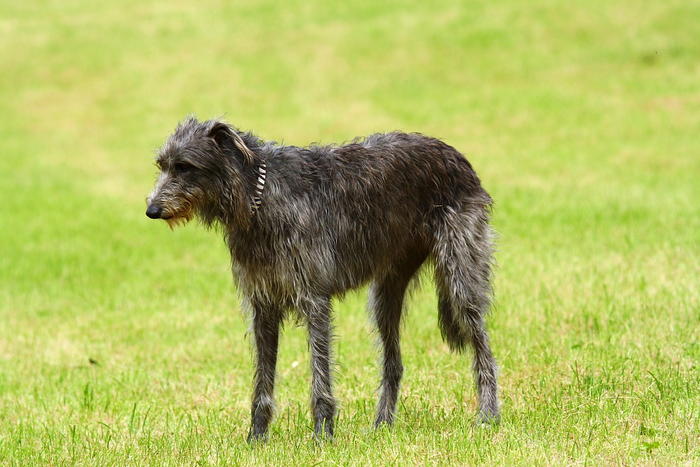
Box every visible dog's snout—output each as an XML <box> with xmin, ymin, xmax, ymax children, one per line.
<box><xmin>146</xmin><ymin>204</ymin><xmax>162</xmax><ymax>219</ymax></box>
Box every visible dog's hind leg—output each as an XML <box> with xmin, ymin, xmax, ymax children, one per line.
<box><xmin>248</xmin><ymin>300</ymin><xmax>283</xmax><ymax>442</ymax></box>
<box><xmin>302</xmin><ymin>295</ymin><xmax>336</xmax><ymax>440</ymax></box>
<box><xmin>433</xmin><ymin>205</ymin><xmax>500</xmax><ymax>423</ymax></box>
<box><xmin>371</xmin><ymin>250</ymin><xmax>427</xmax><ymax>427</ymax></box>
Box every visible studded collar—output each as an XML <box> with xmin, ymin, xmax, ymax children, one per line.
<box><xmin>251</xmin><ymin>161</ymin><xmax>267</xmax><ymax>214</ymax></box>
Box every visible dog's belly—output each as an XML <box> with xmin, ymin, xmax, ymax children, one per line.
<box><xmin>231</xmin><ymin>194</ymin><xmax>432</xmax><ymax>304</ymax></box>
<box><xmin>233</xmin><ymin>228</ymin><xmax>425</xmax><ymax>304</ymax></box>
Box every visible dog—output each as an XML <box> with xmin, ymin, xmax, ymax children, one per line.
<box><xmin>146</xmin><ymin>117</ymin><xmax>499</xmax><ymax>441</ymax></box>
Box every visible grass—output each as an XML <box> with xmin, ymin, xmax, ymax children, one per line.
<box><xmin>1</xmin><ymin>0</ymin><xmax>698</xmax><ymax>464</ymax></box>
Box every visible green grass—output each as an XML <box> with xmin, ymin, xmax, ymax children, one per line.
<box><xmin>1</xmin><ymin>0</ymin><xmax>699</xmax><ymax>464</ymax></box>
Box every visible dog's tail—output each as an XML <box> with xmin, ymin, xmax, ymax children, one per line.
<box><xmin>432</xmin><ymin>199</ymin><xmax>499</xmax><ymax>420</ymax></box>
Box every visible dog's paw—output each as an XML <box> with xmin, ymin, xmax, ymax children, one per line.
<box><xmin>246</xmin><ymin>430</ymin><xmax>269</xmax><ymax>444</ymax></box>
<box><xmin>476</xmin><ymin>410</ymin><xmax>501</xmax><ymax>427</ymax></box>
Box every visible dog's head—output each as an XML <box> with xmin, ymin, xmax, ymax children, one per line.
<box><xmin>146</xmin><ymin>117</ymin><xmax>257</xmax><ymax>228</ymax></box>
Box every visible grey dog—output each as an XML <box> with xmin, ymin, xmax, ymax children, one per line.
<box><xmin>146</xmin><ymin>117</ymin><xmax>499</xmax><ymax>441</ymax></box>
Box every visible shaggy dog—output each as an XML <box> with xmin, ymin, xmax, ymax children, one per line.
<box><xmin>146</xmin><ymin>117</ymin><xmax>499</xmax><ymax>440</ymax></box>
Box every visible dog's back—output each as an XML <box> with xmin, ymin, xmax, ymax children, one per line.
<box><xmin>230</xmin><ymin>132</ymin><xmax>491</xmax><ymax>300</ymax></box>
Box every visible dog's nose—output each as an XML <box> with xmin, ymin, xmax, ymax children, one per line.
<box><xmin>146</xmin><ymin>204</ymin><xmax>162</xmax><ymax>219</ymax></box>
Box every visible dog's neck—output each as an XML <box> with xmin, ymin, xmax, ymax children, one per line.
<box><xmin>250</xmin><ymin>161</ymin><xmax>267</xmax><ymax>214</ymax></box>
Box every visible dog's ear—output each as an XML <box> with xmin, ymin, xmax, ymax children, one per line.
<box><xmin>208</xmin><ymin>121</ymin><xmax>255</xmax><ymax>165</ymax></box>
<box><xmin>208</xmin><ymin>121</ymin><xmax>233</xmax><ymax>148</ymax></box>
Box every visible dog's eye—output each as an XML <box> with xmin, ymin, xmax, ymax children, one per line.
<box><xmin>173</xmin><ymin>162</ymin><xmax>194</xmax><ymax>174</ymax></box>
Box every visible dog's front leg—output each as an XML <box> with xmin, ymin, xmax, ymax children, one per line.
<box><xmin>247</xmin><ymin>301</ymin><xmax>282</xmax><ymax>443</ymax></box>
<box><xmin>302</xmin><ymin>296</ymin><xmax>336</xmax><ymax>440</ymax></box>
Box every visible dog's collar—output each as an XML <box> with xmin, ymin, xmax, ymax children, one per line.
<box><xmin>251</xmin><ymin>161</ymin><xmax>267</xmax><ymax>214</ymax></box>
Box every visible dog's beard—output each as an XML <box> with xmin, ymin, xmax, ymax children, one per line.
<box><xmin>164</xmin><ymin>214</ymin><xmax>192</xmax><ymax>229</ymax></box>
<box><xmin>163</xmin><ymin>205</ymin><xmax>194</xmax><ymax>229</ymax></box>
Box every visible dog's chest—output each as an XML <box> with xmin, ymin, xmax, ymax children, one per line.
<box><xmin>230</xmin><ymin>236</ymin><xmax>337</xmax><ymax>298</ymax></box>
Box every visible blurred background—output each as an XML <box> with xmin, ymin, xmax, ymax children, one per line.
<box><xmin>0</xmin><ymin>0</ymin><xmax>698</xmax><ymax>464</ymax></box>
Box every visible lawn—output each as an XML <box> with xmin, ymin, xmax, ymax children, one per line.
<box><xmin>0</xmin><ymin>0</ymin><xmax>698</xmax><ymax>464</ymax></box>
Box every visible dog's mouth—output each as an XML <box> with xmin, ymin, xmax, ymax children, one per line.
<box><xmin>146</xmin><ymin>200</ymin><xmax>195</xmax><ymax>229</ymax></box>
<box><xmin>163</xmin><ymin>211</ymin><xmax>193</xmax><ymax>229</ymax></box>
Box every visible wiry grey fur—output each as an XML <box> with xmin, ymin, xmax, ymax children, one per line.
<box><xmin>146</xmin><ymin>117</ymin><xmax>500</xmax><ymax>441</ymax></box>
